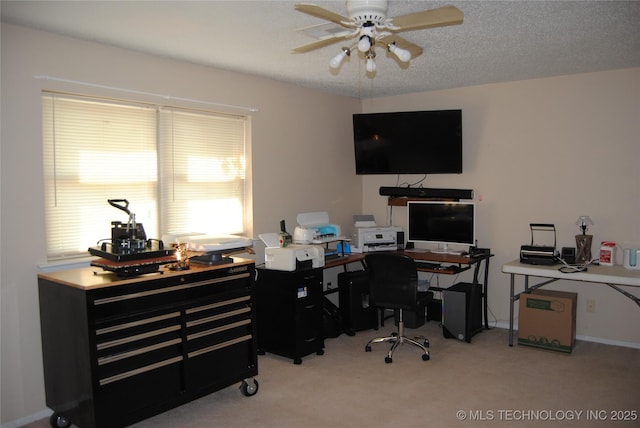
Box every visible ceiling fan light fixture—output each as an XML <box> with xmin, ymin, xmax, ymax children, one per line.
<box><xmin>366</xmin><ymin>58</ymin><xmax>376</xmax><ymax>73</ymax></box>
<box><xmin>357</xmin><ymin>35</ymin><xmax>371</xmax><ymax>53</ymax></box>
<box><xmin>329</xmin><ymin>47</ymin><xmax>351</xmax><ymax>69</ymax></box>
<box><xmin>293</xmin><ymin>2</ymin><xmax>464</xmax><ymax>76</ymax></box>
<box><xmin>365</xmin><ymin>50</ymin><xmax>376</xmax><ymax>73</ymax></box>
<box><xmin>388</xmin><ymin>42</ymin><xmax>411</xmax><ymax>62</ymax></box>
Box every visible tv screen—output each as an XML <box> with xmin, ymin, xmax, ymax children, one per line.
<box><xmin>407</xmin><ymin>200</ymin><xmax>476</xmax><ymax>253</ymax></box>
<box><xmin>353</xmin><ymin>110</ymin><xmax>462</xmax><ymax>175</ymax></box>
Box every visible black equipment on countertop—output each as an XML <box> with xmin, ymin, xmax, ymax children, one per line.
<box><xmin>520</xmin><ymin>223</ymin><xmax>557</xmax><ymax>265</ymax></box>
<box><xmin>88</xmin><ymin>199</ymin><xmax>174</xmax><ymax>275</ymax></box>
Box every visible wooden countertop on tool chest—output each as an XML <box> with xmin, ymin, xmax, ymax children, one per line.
<box><xmin>37</xmin><ymin>257</ymin><xmax>255</xmax><ymax>290</ymax></box>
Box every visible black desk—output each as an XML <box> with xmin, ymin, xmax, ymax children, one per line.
<box><xmin>323</xmin><ymin>250</ymin><xmax>493</xmax><ymax>330</ymax></box>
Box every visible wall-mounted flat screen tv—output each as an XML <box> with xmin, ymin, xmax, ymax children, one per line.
<box><xmin>353</xmin><ymin>109</ymin><xmax>462</xmax><ymax>175</ymax></box>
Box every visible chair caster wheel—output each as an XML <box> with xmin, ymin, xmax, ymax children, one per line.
<box><xmin>385</xmin><ymin>356</ymin><xmax>393</xmax><ymax>364</ymax></box>
<box><xmin>365</xmin><ymin>345</ymin><xmax>371</xmax><ymax>352</ymax></box>
<box><xmin>422</xmin><ymin>353</ymin><xmax>430</xmax><ymax>361</ymax></box>
<box><xmin>424</xmin><ymin>340</ymin><xmax>430</xmax><ymax>348</ymax></box>
<box><xmin>240</xmin><ymin>378</ymin><xmax>259</xmax><ymax>396</ymax></box>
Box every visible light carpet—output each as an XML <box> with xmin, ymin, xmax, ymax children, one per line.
<box><xmin>25</xmin><ymin>323</ymin><xmax>640</xmax><ymax>427</ymax></box>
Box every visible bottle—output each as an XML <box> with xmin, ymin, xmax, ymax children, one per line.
<box><xmin>599</xmin><ymin>241</ymin><xmax>616</xmax><ymax>266</ymax></box>
<box><xmin>278</xmin><ymin>220</ymin><xmax>291</xmax><ymax>247</ymax></box>
<box><xmin>278</xmin><ymin>231</ymin><xmax>289</xmax><ymax>247</ymax></box>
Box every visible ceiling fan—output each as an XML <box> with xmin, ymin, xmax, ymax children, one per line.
<box><xmin>292</xmin><ymin>0</ymin><xmax>463</xmax><ymax>73</ymax></box>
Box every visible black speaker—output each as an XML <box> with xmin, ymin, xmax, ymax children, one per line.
<box><xmin>379</xmin><ymin>187</ymin><xmax>474</xmax><ymax>200</ymax></box>
<box><xmin>338</xmin><ymin>271</ymin><xmax>377</xmax><ymax>332</ymax></box>
<box><xmin>561</xmin><ymin>247</ymin><xmax>576</xmax><ymax>264</ymax></box>
<box><xmin>442</xmin><ymin>282</ymin><xmax>482</xmax><ymax>342</ymax></box>
<box><xmin>396</xmin><ymin>231</ymin><xmax>405</xmax><ymax>250</ymax></box>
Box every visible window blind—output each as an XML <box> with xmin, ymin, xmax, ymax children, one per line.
<box><xmin>42</xmin><ymin>92</ymin><xmax>248</xmax><ymax>260</ymax></box>
<box><xmin>158</xmin><ymin>107</ymin><xmax>247</xmax><ymax>236</ymax></box>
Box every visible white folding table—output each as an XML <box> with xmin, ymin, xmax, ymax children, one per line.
<box><xmin>502</xmin><ymin>260</ymin><xmax>640</xmax><ymax>346</ymax></box>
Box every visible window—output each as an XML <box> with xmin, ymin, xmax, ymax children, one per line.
<box><xmin>42</xmin><ymin>92</ymin><xmax>249</xmax><ymax>260</ymax></box>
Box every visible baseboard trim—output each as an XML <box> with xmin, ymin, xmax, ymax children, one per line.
<box><xmin>1</xmin><ymin>409</ymin><xmax>51</xmax><ymax>428</ymax></box>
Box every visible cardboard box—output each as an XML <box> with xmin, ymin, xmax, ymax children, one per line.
<box><xmin>518</xmin><ymin>289</ymin><xmax>577</xmax><ymax>353</ymax></box>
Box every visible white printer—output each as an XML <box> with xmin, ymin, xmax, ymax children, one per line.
<box><xmin>292</xmin><ymin>211</ymin><xmax>345</xmax><ymax>244</ymax></box>
<box><xmin>264</xmin><ymin>244</ymin><xmax>325</xmax><ymax>271</ymax></box>
<box><xmin>350</xmin><ymin>215</ymin><xmax>403</xmax><ymax>253</ymax></box>
<box><xmin>352</xmin><ymin>226</ymin><xmax>403</xmax><ymax>253</ymax></box>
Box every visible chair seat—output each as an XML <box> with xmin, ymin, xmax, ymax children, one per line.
<box><xmin>363</xmin><ymin>253</ymin><xmax>432</xmax><ymax>363</ymax></box>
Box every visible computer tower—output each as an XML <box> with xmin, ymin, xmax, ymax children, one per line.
<box><xmin>338</xmin><ymin>270</ymin><xmax>377</xmax><ymax>331</ymax></box>
<box><xmin>442</xmin><ymin>282</ymin><xmax>482</xmax><ymax>342</ymax></box>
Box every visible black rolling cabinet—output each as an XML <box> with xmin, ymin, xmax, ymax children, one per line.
<box><xmin>37</xmin><ymin>260</ymin><xmax>258</xmax><ymax>428</ymax></box>
<box><xmin>255</xmin><ymin>267</ymin><xmax>325</xmax><ymax>364</ymax></box>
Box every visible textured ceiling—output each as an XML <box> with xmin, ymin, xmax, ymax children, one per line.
<box><xmin>2</xmin><ymin>0</ymin><xmax>640</xmax><ymax>99</ymax></box>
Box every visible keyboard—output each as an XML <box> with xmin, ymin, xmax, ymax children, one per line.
<box><xmin>414</xmin><ymin>261</ymin><xmax>441</xmax><ymax>270</ymax></box>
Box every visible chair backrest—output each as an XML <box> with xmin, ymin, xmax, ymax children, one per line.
<box><xmin>365</xmin><ymin>253</ymin><xmax>419</xmax><ymax>310</ymax></box>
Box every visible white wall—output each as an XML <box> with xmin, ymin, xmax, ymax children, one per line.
<box><xmin>0</xmin><ymin>24</ymin><xmax>361</xmax><ymax>424</ymax></box>
<box><xmin>361</xmin><ymin>68</ymin><xmax>640</xmax><ymax>346</ymax></box>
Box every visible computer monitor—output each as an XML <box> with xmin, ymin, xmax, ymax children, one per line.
<box><xmin>407</xmin><ymin>200</ymin><xmax>476</xmax><ymax>254</ymax></box>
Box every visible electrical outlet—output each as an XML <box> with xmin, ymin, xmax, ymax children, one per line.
<box><xmin>586</xmin><ymin>299</ymin><xmax>596</xmax><ymax>313</ymax></box>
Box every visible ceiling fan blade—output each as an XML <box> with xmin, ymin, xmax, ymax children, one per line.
<box><xmin>389</xmin><ymin>5</ymin><xmax>463</xmax><ymax>32</ymax></box>
<box><xmin>378</xmin><ymin>35</ymin><xmax>423</xmax><ymax>59</ymax></box>
<box><xmin>292</xmin><ymin>36</ymin><xmax>349</xmax><ymax>54</ymax></box>
<box><xmin>295</xmin><ymin>3</ymin><xmax>355</xmax><ymax>28</ymax></box>
<box><xmin>297</xmin><ymin>22</ymin><xmax>356</xmax><ymax>41</ymax></box>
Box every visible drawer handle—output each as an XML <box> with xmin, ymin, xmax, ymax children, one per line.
<box><xmin>187</xmin><ymin>319</ymin><xmax>251</xmax><ymax>341</ymax></box>
<box><xmin>93</xmin><ymin>273</ymin><xmax>250</xmax><ymax>306</ymax></box>
<box><xmin>186</xmin><ymin>307</ymin><xmax>250</xmax><ymax>328</ymax></box>
<box><xmin>99</xmin><ymin>356</ymin><xmax>182</xmax><ymax>386</ymax></box>
<box><xmin>186</xmin><ymin>295</ymin><xmax>250</xmax><ymax>315</ymax></box>
<box><xmin>187</xmin><ymin>334</ymin><xmax>252</xmax><ymax>359</ymax></box>
<box><xmin>97</xmin><ymin>325</ymin><xmax>180</xmax><ymax>351</ymax></box>
<box><xmin>98</xmin><ymin>338</ymin><xmax>182</xmax><ymax>366</ymax></box>
<box><xmin>96</xmin><ymin>312</ymin><xmax>180</xmax><ymax>336</ymax></box>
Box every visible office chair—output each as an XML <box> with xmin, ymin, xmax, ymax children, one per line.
<box><xmin>364</xmin><ymin>253</ymin><xmax>430</xmax><ymax>363</ymax></box>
